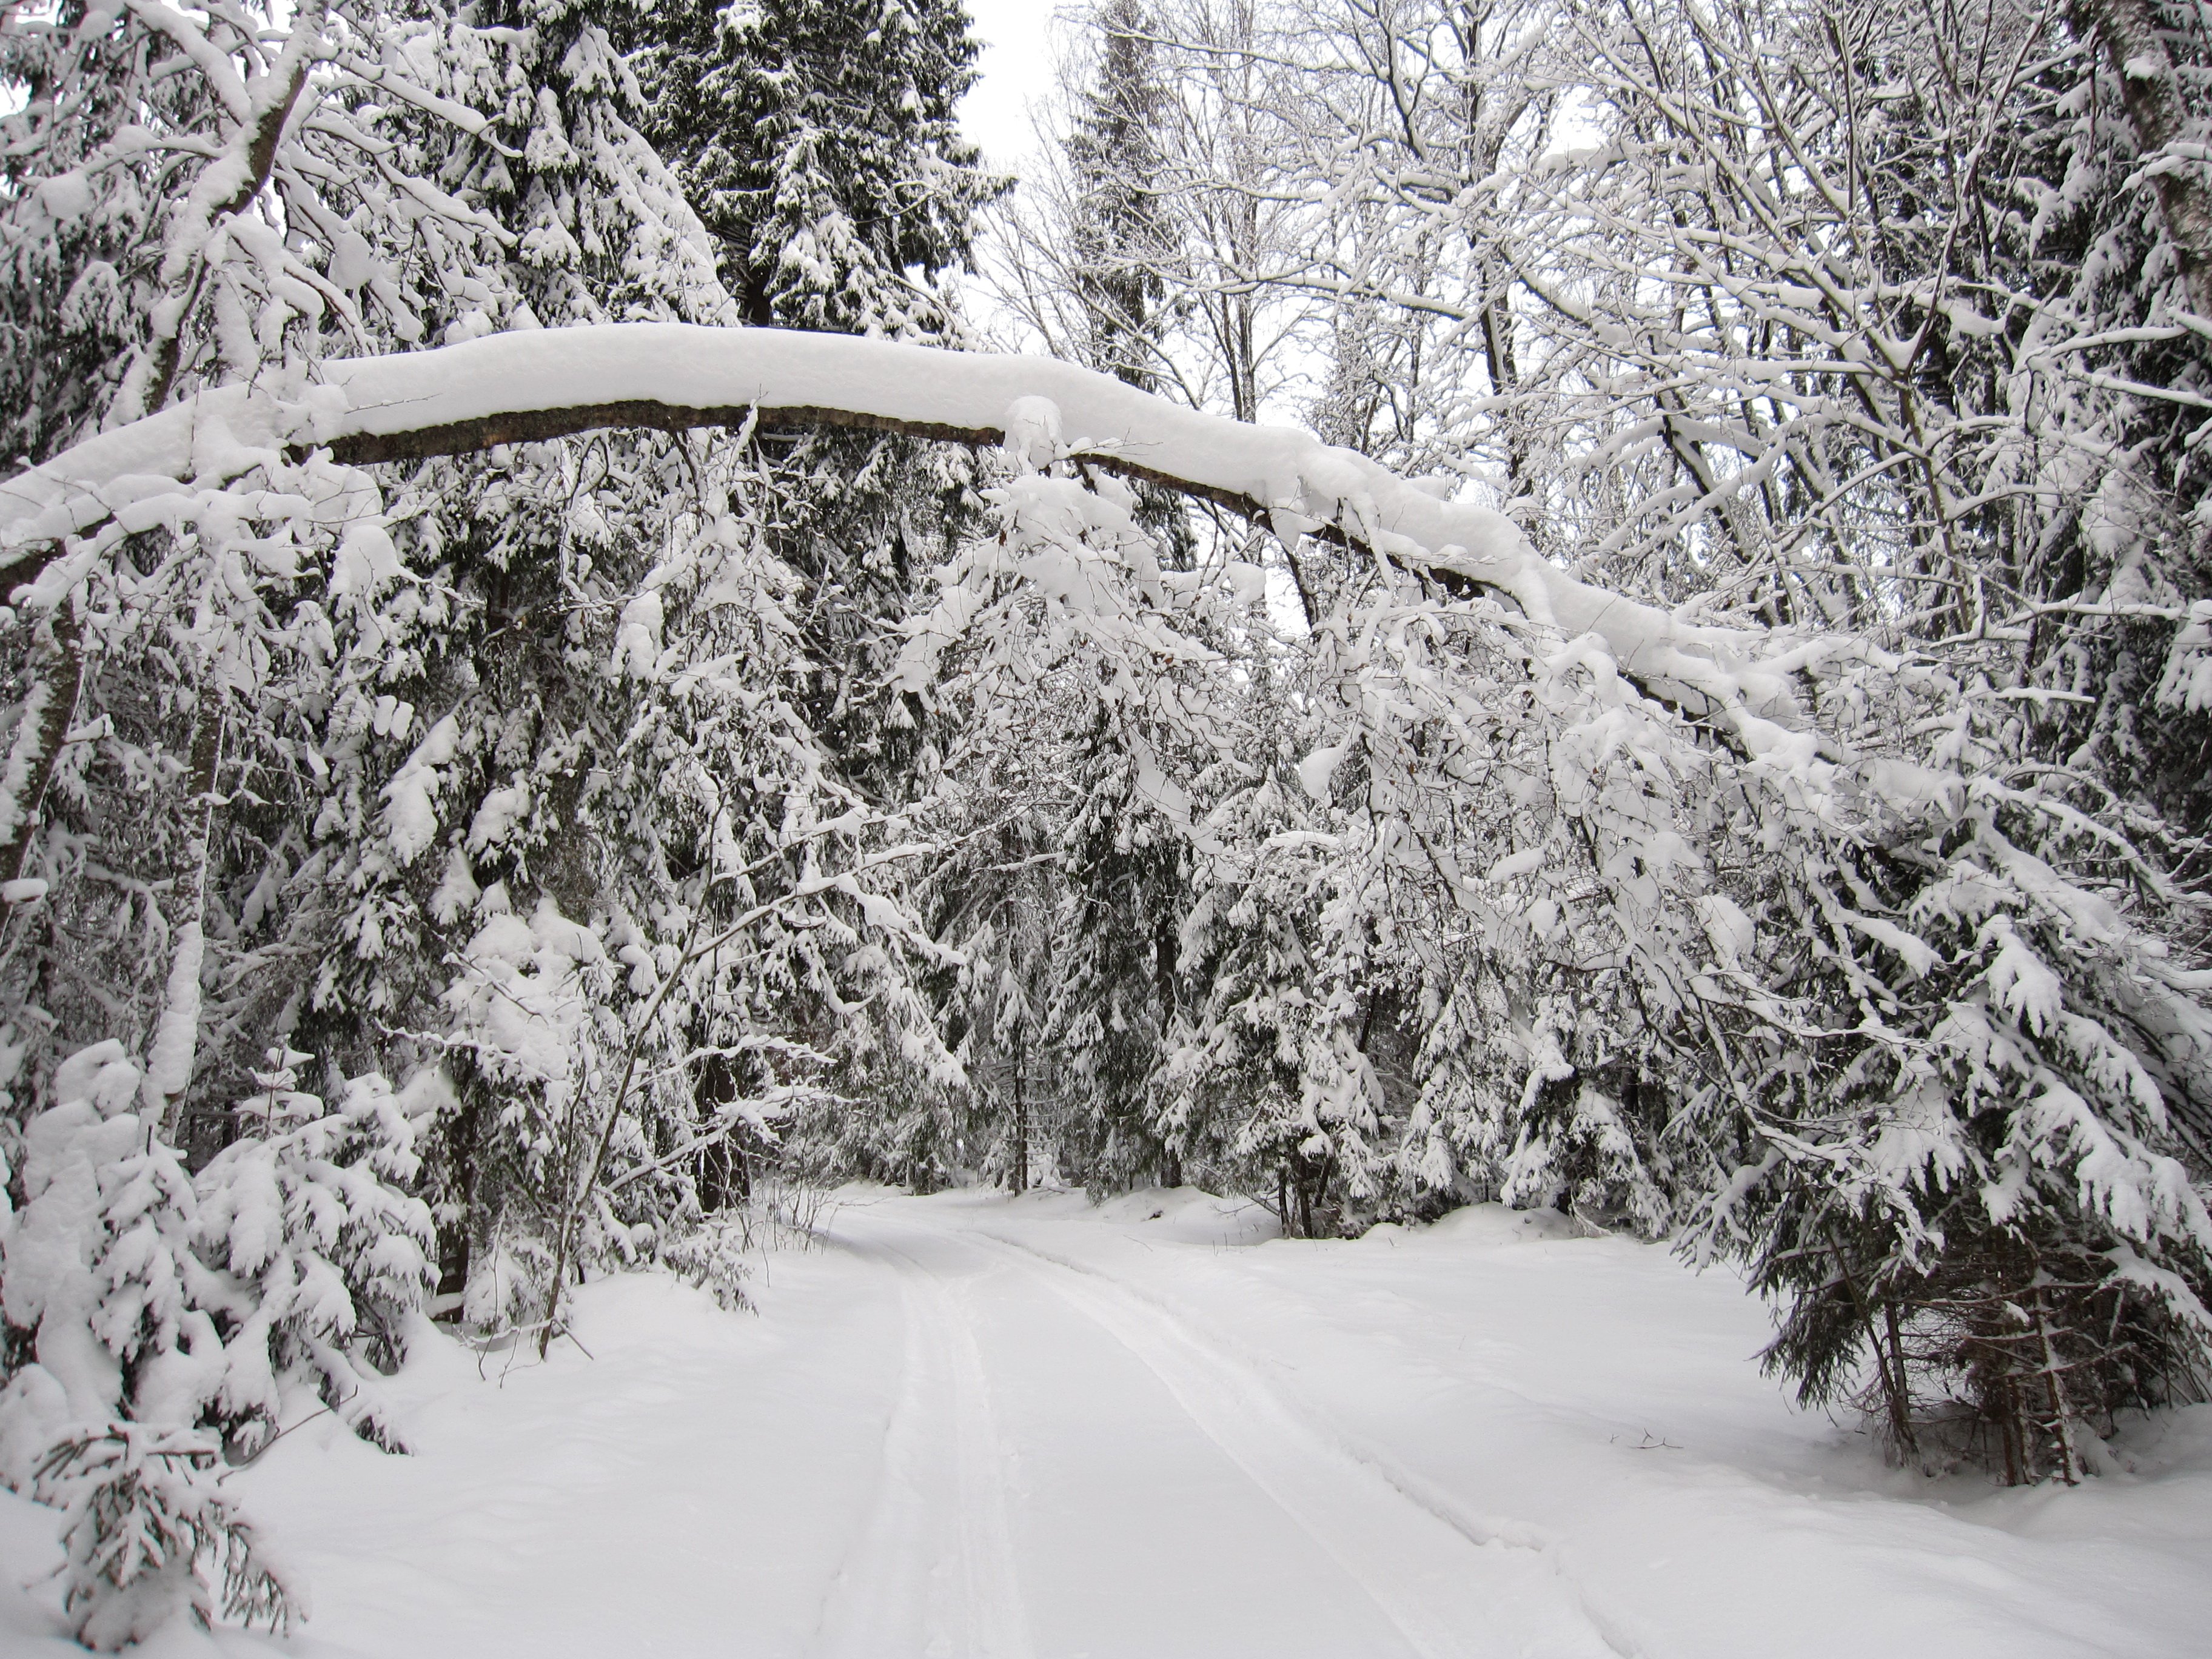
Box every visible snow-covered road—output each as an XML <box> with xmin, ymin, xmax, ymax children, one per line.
<box><xmin>4</xmin><ymin>1187</ymin><xmax>2209</xmax><ymax>1658</ymax></box>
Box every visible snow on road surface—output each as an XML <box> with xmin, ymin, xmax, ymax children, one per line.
<box><xmin>4</xmin><ymin>1187</ymin><xmax>2209</xmax><ymax>1658</ymax></box>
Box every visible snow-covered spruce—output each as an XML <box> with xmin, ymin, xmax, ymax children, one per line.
<box><xmin>636</xmin><ymin>0</ymin><xmax>1004</xmax><ymax>339</ymax></box>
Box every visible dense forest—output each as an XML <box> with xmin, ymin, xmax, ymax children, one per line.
<box><xmin>1</xmin><ymin>0</ymin><xmax>2210</xmax><ymax>1643</ymax></box>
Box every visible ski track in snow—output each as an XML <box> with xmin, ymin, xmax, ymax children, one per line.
<box><xmin>840</xmin><ymin>1207</ymin><xmax>1621</xmax><ymax>1659</ymax></box>
<box><xmin>816</xmin><ymin>1221</ymin><xmax>1032</xmax><ymax>1659</ymax></box>
<box><xmin>954</xmin><ymin>1222</ymin><xmax>1644</xmax><ymax>1659</ymax></box>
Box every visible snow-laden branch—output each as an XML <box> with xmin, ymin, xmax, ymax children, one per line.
<box><xmin>0</xmin><ymin>323</ymin><xmax>1811</xmax><ymax>742</ymax></box>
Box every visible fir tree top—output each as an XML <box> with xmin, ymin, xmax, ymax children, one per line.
<box><xmin>637</xmin><ymin>0</ymin><xmax>1008</xmax><ymax>339</ymax></box>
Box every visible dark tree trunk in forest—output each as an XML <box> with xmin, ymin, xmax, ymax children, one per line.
<box><xmin>435</xmin><ymin>1093</ymin><xmax>483</xmax><ymax>1317</ymax></box>
<box><xmin>1011</xmin><ymin>1025</ymin><xmax>1029</xmax><ymax>1196</ymax></box>
<box><xmin>0</xmin><ymin>611</ymin><xmax>84</xmax><ymax>887</ymax></box>
<box><xmin>695</xmin><ymin>1050</ymin><xmax>750</xmax><ymax>1210</ymax></box>
<box><xmin>2076</xmin><ymin>0</ymin><xmax>2212</xmax><ymax>320</ymax></box>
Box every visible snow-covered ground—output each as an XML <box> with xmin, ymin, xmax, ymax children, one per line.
<box><xmin>5</xmin><ymin>1188</ymin><xmax>2208</xmax><ymax>1658</ymax></box>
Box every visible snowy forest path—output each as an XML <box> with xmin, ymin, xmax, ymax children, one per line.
<box><xmin>815</xmin><ymin>1216</ymin><xmax>1034</xmax><ymax>1659</ymax></box>
<box><xmin>823</xmin><ymin>1202</ymin><xmax>1623</xmax><ymax>1659</ymax></box>
<box><xmin>21</xmin><ymin>1188</ymin><xmax>2204</xmax><ymax>1658</ymax></box>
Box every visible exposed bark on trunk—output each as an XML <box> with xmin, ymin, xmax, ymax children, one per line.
<box><xmin>1881</xmin><ymin>1301</ymin><xmax>1921</xmax><ymax>1464</ymax></box>
<box><xmin>320</xmin><ymin>401</ymin><xmax>1293</xmax><ymax>534</ymax></box>
<box><xmin>0</xmin><ymin>611</ymin><xmax>85</xmax><ymax>887</ymax></box>
<box><xmin>2078</xmin><ymin>0</ymin><xmax>2212</xmax><ymax>320</ymax></box>
<box><xmin>1011</xmin><ymin>1025</ymin><xmax>1029</xmax><ymax>1196</ymax></box>
<box><xmin>2032</xmin><ymin>1278</ymin><xmax>2086</xmax><ymax>1485</ymax></box>
<box><xmin>435</xmin><ymin>1093</ymin><xmax>483</xmax><ymax>1318</ymax></box>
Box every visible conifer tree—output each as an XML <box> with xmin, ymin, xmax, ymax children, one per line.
<box><xmin>1064</xmin><ymin>0</ymin><xmax>1179</xmax><ymax>389</ymax></box>
<box><xmin>1045</xmin><ymin>729</ymin><xmax>1191</xmax><ymax>1192</ymax></box>
<box><xmin>637</xmin><ymin>0</ymin><xmax>1002</xmax><ymax>338</ymax></box>
<box><xmin>4</xmin><ymin>22</ymin><xmax>2211</xmax><ymax>1630</ymax></box>
<box><xmin>629</xmin><ymin>0</ymin><xmax>1011</xmax><ymax>1165</ymax></box>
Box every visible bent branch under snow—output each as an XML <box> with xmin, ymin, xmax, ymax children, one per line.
<box><xmin>0</xmin><ymin>323</ymin><xmax>1810</xmax><ymax>742</ymax></box>
<box><xmin>320</xmin><ymin>398</ymin><xmax>1280</xmax><ymax>534</ymax></box>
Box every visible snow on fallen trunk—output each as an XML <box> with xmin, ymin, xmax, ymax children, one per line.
<box><xmin>0</xmin><ymin>324</ymin><xmax>1806</xmax><ymax>747</ymax></box>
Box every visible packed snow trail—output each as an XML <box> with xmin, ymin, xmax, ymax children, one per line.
<box><xmin>816</xmin><ymin>1220</ymin><xmax>1031</xmax><ymax>1659</ymax></box>
<box><xmin>4</xmin><ymin>1185</ymin><xmax>2210</xmax><ymax>1657</ymax></box>
<box><xmin>823</xmin><ymin>1207</ymin><xmax>1618</xmax><ymax>1659</ymax></box>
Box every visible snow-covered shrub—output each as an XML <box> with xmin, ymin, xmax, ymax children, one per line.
<box><xmin>192</xmin><ymin>1051</ymin><xmax>437</xmax><ymax>1453</ymax></box>
<box><xmin>3</xmin><ymin>1044</ymin><xmax>212</xmax><ymax>1445</ymax></box>
<box><xmin>659</xmin><ymin>1215</ymin><xmax>755</xmax><ymax>1312</ymax></box>
<box><xmin>0</xmin><ymin>1046</ymin><xmax>285</xmax><ymax>1645</ymax></box>
<box><xmin>460</xmin><ymin>1228</ymin><xmax>560</xmax><ymax>1336</ymax></box>
<box><xmin>0</xmin><ymin>1041</ymin><xmax>434</xmax><ymax>1643</ymax></box>
<box><xmin>1685</xmin><ymin>746</ymin><xmax>2212</xmax><ymax>1480</ymax></box>
<box><xmin>438</xmin><ymin>897</ymin><xmax>623</xmax><ymax>1295</ymax></box>
<box><xmin>30</xmin><ymin>1421</ymin><xmax>297</xmax><ymax>1651</ymax></box>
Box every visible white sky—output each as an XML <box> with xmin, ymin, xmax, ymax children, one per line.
<box><xmin>957</xmin><ymin>0</ymin><xmax>1059</xmax><ymax>175</ymax></box>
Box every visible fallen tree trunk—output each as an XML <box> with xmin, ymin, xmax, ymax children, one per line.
<box><xmin>0</xmin><ymin>323</ymin><xmax>1811</xmax><ymax>739</ymax></box>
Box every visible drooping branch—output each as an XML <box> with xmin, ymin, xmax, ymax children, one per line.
<box><xmin>1</xmin><ymin>323</ymin><xmax>1820</xmax><ymax>745</ymax></box>
<box><xmin>123</xmin><ymin>3</ymin><xmax>323</xmax><ymax>421</ymax></box>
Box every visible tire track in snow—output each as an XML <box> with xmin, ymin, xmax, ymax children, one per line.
<box><xmin>814</xmin><ymin>1221</ymin><xmax>1031</xmax><ymax>1659</ymax></box>
<box><xmin>812</xmin><ymin>1239</ymin><xmax>930</xmax><ymax>1656</ymax></box>
<box><xmin>947</xmin><ymin>1222</ymin><xmax>1631</xmax><ymax>1659</ymax></box>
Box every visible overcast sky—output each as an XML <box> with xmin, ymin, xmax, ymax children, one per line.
<box><xmin>957</xmin><ymin>0</ymin><xmax>1059</xmax><ymax>173</ymax></box>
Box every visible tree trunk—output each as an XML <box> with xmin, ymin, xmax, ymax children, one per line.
<box><xmin>1881</xmin><ymin>1301</ymin><xmax>1921</xmax><ymax>1464</ymax></box>
<box><xmin>2031</xmin><ymin>1278</ymin><xmax>2086</xmax><ymax>1485</ymax></box>
<box><xmin>435</xmin><ymin>1092</ymin><xmax>483</xmax><ymax>1318</ymax></box>
<box><xmin>1011</xmin><ymin>1025</ymin><xmax>1029</xmax><ymax>1196</ymax></box>
<box><xmin>0</xmin><ymin>611</ymin><xmax>84</xmax><ymax>887</ymax></box>
<box><xmin>2077</xmin><ymin>0</ymin><xmax>2212</xmax><ymax>320</ymax></box>
<box><xmin>152</xmin><ymin>683</ymin><xmax>223</xmax><ymax>1142</ymax></box>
